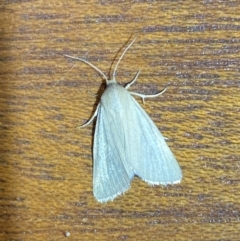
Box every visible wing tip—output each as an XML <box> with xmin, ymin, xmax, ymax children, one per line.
<box><xmin>143</xmin><ymin>178</ymin><xmax>182</xmax><ymax>186</ymax></box>
<box><xmin>94</xmin><ymin>185</ymin><xmax>131</xmax><ymax>203</ymax></box>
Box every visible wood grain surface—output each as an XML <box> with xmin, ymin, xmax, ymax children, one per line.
<box><xmin>0</xmin><ymin>0</ymin><xmax>240</xmax><ymax>240</ymax></box>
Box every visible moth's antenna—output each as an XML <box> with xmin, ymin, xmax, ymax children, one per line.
<box><xmin>113</xmin><ymin>37</ymin><xmax>137</xmax><ymax>80</ymax></box>
<box><xmin>64</xmin><ymin>55</ymin><xmax>108</xmax><ymax>83</ymax></box>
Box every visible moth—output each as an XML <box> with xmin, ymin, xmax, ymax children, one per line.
<box><xmin>65</xmin><ymin>38</ymin><xmax>182</xmax><ymax>203</ymax></box>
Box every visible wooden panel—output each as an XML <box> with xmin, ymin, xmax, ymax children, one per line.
<box><xmin>0</xmin><ymin>0</ymin><xmax>239</xmax><ymax>240</ymax></box>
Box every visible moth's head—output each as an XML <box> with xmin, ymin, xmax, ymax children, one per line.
<box><xmin>106</xmin><ymin>78</ymin><xmax>117</xmax><ymax>85</ymax></box>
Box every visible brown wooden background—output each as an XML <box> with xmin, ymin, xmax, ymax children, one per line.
<box><xmin>0</xmin><ymin>0</ymin><xmax>239</xmax><ymax>240</ymax></box>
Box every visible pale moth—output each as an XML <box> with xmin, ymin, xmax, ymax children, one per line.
<box><xmin>65</xmin><ymin>38</ymin><xmax>182</xmax><ymax>203</ymax></box>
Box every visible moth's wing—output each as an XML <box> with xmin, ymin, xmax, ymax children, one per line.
<box><xmin>127</xmin><ymin>97</ymin><xmax>182</xmax><ymax>185</ymax></box>
<box><xmin>93</xmin><ymin>106</ymin><xmax>134</xmax><ymax>203</ymax></box>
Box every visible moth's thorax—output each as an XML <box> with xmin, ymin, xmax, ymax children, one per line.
<box><xmin>100</xmin><ymin>82</ymin><xmax>130</xmax><ymax>112</ymax></box>
<box><xmin>102</xmin><ymin>82</ymin><xmax>126</xmax><ymax>98</ymax></box>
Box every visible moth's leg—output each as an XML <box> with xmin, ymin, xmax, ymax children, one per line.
<box><xmin>130</xmin><ymin>87</ymin><xmax>168</xmax><ymax>104</ymax></box>
<box><xmin>78</xmin><ymin>104</ymin><xmax>100</xmax><ymax>128</ymax></box>
<box><xmin>125</xmin><ymin>70</ymin><xmax>141</xmax><ymax>89</ymax></box>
